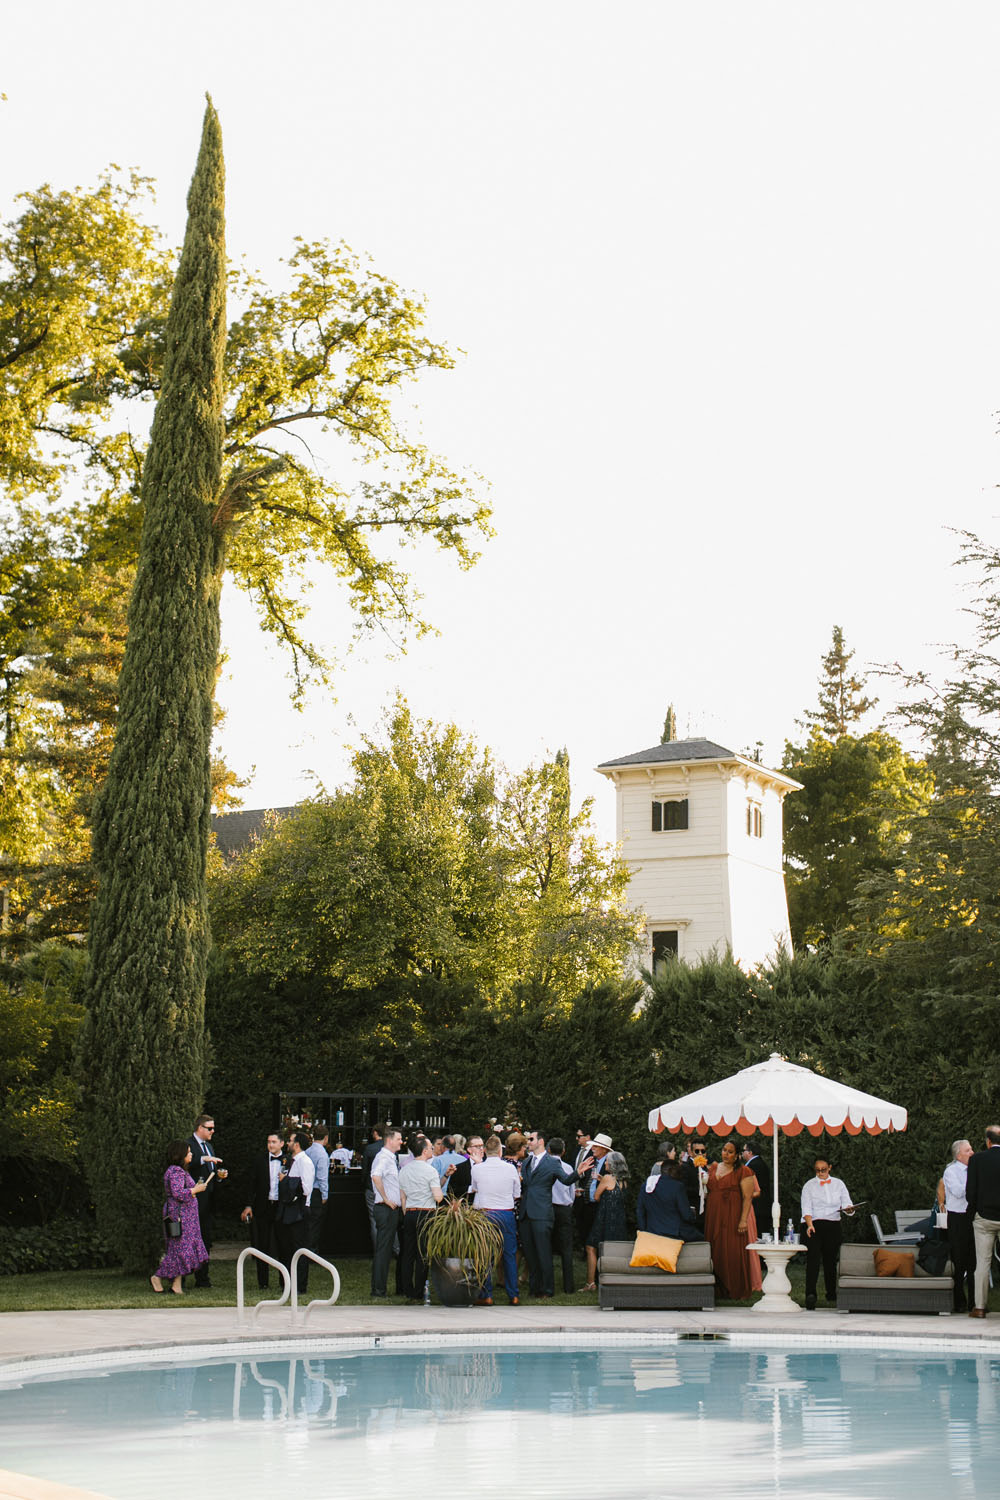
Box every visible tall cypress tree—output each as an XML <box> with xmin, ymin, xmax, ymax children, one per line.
<box><xmin>81</xmin><ymin>101</ymin><xmax>227</xmax><ymax>1271</ymax></box>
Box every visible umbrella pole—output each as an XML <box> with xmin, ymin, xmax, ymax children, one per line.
<box><xmin>771</xmin><ymin>1128</ymin><xmax>780</xmax><ymax>1240</ymax></box>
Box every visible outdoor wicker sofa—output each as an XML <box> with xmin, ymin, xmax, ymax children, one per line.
<box><xmin>836</xmin><ymin>1242</ymin><xmax>953</xmax><ymax>1314</ymax></box>
<box><xmin>597</xmin><ymin>1239</ymin><xmax>715</xmax><ymax>1310</ymax></box>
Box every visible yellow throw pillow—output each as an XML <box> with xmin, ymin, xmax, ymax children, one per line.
<box><xmin>630</xmin><ymin>1231</ymin><xmax>685</xmax><ymax>1273</ymax></box>
<box><xmin>873</xmin><ymin>1248</ymin><xmax>916</xmax><ymax>1278</ymax></box>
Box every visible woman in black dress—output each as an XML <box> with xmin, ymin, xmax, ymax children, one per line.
<box><xmin>584</xmin><ymin>1150</ymin><xmax>629</xmax><ymax>1290</ymax></box>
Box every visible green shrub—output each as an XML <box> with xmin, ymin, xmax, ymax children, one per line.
<box><xmin>0</xmin><ymin>1217</ymin><xmax>117</xmax><ymax>1276</ymax></box>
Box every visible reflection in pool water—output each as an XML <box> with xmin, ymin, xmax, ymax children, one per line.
<box><xmin>0</xmin><ymin>1342</ymin><xmax>998</xmax><ymax>1499</ymax></box>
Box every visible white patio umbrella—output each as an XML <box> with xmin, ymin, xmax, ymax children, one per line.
<box><xmin>648</xmin><ymin>1051</ymin><xmax>907</xmax><ymax>1240</ymax></box>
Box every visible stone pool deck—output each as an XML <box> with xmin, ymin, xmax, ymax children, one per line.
<box><xmin>2</xmin><ymin>1300</ymin><xmax>999</xmax><ymax>1374</ymax></box>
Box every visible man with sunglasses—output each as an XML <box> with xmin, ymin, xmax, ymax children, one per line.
<box><xmin>187</xmin><ymin>1113</ymin><xmax>227</xmax><ymax>1288</ymax></box>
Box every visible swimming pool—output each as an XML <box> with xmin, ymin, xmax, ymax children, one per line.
<box><xmin>1</xmin><ymin>1338</ymin><xmax>998</xmax><ymax>1499</ymax></box>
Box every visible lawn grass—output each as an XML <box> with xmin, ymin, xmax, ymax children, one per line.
<box><xmin>0</xmin><ymin>1252</ymin><xmax>741</xmax><ymax>1314</ymax></box>
<box><xmin>1</xmin><ymin>1246</ymin><xmax>988</xmax><ymax>1315</ymax></box>
<box><xmin>0</xmin><ymin>1249</ymin><xmax>794</xmax><ymax>1314</ymax></box>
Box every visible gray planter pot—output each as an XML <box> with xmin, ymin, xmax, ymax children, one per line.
<box><xmin>430</xmin><ymin>1256</ymin><xmax>477</xmax><ymax>1306</ymax></box>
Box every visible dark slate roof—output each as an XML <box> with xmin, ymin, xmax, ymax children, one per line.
<box><xmin>211</xmin><ymin>805</ymin><xmax>299</xmax><ymax>859</ymax></box>
<box><xmin>597</xmin><ymin>738</ymin><xmax>737</xmax><ymax>769</ymax></box>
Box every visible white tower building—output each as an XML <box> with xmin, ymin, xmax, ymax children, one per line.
<box><xmin>596</xmin><ymin>738</ymin><xmax>801</xmax><ymax>970</ymax></box>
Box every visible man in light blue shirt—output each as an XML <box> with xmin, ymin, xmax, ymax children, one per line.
<box><xmin>433</xmin><ymin>1136</ymin><xmax>465</xmax><ymax>1192</ymax></box>
<box><xmin>306</xmin><ymin>1123</ymin><xmax>332</xmax><ymax>1254</ymax></box>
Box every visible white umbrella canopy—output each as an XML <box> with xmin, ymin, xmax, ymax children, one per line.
<box><xmin>648</xmin><ymin>1052</ymin><xmax>907</xmax><ymax>1240</ymax></box>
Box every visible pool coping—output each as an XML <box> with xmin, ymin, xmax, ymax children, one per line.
<box><xmin>1</xmin><ymin>1304</ymin><xmax>998</xmax><ymax>1386</ymax></box>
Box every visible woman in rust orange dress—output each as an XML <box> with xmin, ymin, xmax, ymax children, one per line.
<box><xmin>704</xmin><ymin>1139</ymin><xmax>763</xmax><ymax>1300</ymax></box>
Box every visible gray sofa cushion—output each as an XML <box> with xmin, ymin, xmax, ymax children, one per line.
<box><xmin>599</xmin><ymin>1239</ymin><xmax>713</xmax><ymax>1277</ymax></box>
<box><xmin>837</xmin><ymin>1276</ymin><xmax>953</xmax><ymax>1292</ymax></box>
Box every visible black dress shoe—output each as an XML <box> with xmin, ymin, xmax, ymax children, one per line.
<box><xmin>194</xmin><ymin>1279</ymin><xmax>212</xmax><ymax>1289</ymax></box>
<box><xmin>805</xmin><ymin>1294</ymin><xmax>817</xmax><ymax>1310</ymax></box>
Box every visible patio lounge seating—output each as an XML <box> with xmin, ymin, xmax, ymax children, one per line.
<box><xmin>836</xmin><ymin>1243</ymin><xmax>953</xmax><ymax>1314</ymax></box>
<box><xmin>894</xmin><ymin>1210</ymin><xmax>930</xmax><ymax>1235</ymax></box>
<box><xmin>870</xmin><ymin>1213</ymin><xmax>924</xmax><ymax>1246</ymax></box>
<box><xmin>597</xmin><ymin>1239</ymin><xmax>715</xmax><ymax>1310</ymax></box>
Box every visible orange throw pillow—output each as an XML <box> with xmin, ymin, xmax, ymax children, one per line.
<box><xmin>873</xmin><ymin>1248</ymin><xmax>916</xmax><ymax>1278</ymax></box>
<box><xmin>630</xmin><ymin>1231</ymin><xmax>684</xmax><ymax>1273</ymax></box>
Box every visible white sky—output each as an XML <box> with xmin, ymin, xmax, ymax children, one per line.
<box><xmin>4</xmin><ymin>2</ymin><xmax>1000</xmax><ymax>840</ymax></box>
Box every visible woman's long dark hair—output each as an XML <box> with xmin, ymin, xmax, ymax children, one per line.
<box><xmin>166</xmin><ymin>1139</ymin><xmax>190</xmax><ymax>1167</ymax></box>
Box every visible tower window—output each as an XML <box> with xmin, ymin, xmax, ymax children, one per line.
<box><xmin>747</xmin><ymin>801</ymin><xmax>762</xmax><ymax>838</ymax></box>
<box><xmin>651</xmin><ymin>929</ymin><xmax>679</xmax><ymax>967</ymax></box>
<box><xmin>652</xmin><ymin>798</ymin><xmax>688</xmax><ymax>832</ymax></box>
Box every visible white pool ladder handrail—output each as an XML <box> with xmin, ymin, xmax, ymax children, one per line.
<box><xmin>236</xmin><ymin>1247</ymin><xmax>291</xmax><ymax>1321</ymax></box>
<box><xmin>290</xmin><ymin>1247</ymin><xmax>341</xmax><ymax>1320</ymax></box>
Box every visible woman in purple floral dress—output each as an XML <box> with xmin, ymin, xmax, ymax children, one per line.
<box><xmin>150</xmin><ymin>1142</ymin><xmax>209</xmax><ymax>1295</ymax></box>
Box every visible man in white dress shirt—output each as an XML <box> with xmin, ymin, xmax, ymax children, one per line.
<box><xmin>471</xmin><ymin>1135</ymin><xmax>522</xmax><ymax>1304</ymax></box>
<box><xmin>398</xmin><ymin>1134</ymin><xmax>444</xmax><ymax>1301</ymax></box>
<box><xmin>941</xmin><ymin>1138</ymin><xmax>974</xmax><ymax>1313</ymax></box>
<box><xmin>276</xmin><ymin>1130</ymin><xmax>316</xmax><ymax>1294</ymax></box>
<box><xmin>800</xmin><ymin>1157</ymin><xmax>855</xmax><ymax>1309</ymax></box>
<box><xmin>370</xmin><ymin>1127</ymin><xmax>403</xmax><ymax>1298</ymax></box>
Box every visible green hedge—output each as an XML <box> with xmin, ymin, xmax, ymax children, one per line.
<box><xmin>0</xmin><ymin>1217</ymin><xmax>117</xmax><ymax>1276</ymax></box>
<box><xmin>203</xmin><ymin>946</ymin><xmax>1000</xmax><ymax>1239</ymax></box>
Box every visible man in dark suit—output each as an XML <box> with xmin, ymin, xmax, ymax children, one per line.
<box><xmin>361</xmin><ymin>1125</ymin><xmax>384</xmax><ymax>1252</ymax></box>
<box><xmin>680</xmin><ymin>1138</ymin><xmax>708</xmax><ymax>1227</ymax></box>
<box><xmin>966</xmin><ymin>1123</ymin><xmax>1000</xmax><ymax>1317</ymax></box>
<box><xmin>637</xmin><ymin>1167</ymin><xmax>705</xmax><ymax>1242</ymax></box>
<box><xmin>240</xmin><ymin>1130</ymin><xmax>285</xmax><ymax>1289</ymax></box>
<box><xmin>520</xmin><ymin>1129</ymin><xmax>588</xmax><ymax>1297</ymax></box>
<box><xmin>187</xmin><ymin>1113</ymin><xmax>227</xmax><ymax>1288</ymax></box>
<box><xmin>742</xmin><ymin>1141</ymin><xmax>772</xmax><ymax>1238</ymax></box>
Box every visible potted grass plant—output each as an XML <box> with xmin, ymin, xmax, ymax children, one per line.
<box><xmin>418</xmin><ymin>1196</ymin><xmax>504</xmax><ymax>1306</ymax></box>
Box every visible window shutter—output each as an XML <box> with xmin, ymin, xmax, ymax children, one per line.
<box><xmin>651</xmin><ymin>801</ymin><xmax>662</xmax><ymax>832</ymax></box>
<box><xmin>678</xmin><ymin>799</ymin><xmax>688</xmax><ymax>829</ymax></box>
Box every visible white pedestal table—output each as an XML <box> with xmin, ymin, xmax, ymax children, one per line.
<box><xmin>748</xmin><ymin>1240</ymin><xmax>805</xmax><ymax>1314</ymax></box>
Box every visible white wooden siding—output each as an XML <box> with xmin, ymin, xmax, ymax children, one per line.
<box><xmin>609</xmin><ymin>759</ymin><xmax>795</xmax><ymax>969</ymax></box>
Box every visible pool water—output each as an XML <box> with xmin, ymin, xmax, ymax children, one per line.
<box><xmin>1</xmin><ymin>1341</ymin><xmax>998</xmax><ymax>1499</ymax></box>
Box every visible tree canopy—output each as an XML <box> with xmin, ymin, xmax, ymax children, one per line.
<box><xmin>853</xmin><ymin>533</ymin><xmax>1000</xmax><ymax>991</ymax></box>
<box><xmin>210</xmin><ymin>701</ymin><xmax>638</xmax><ymax>1008</ymax></box>
<box><xmin>803</xmin><ymin>625</ymin><xmax>878</xmax><ymax>737</ymax></box>
<box><xmin>781</xmin><ymin>626</ymin><xmax>930</xmax><ymax>948</ymax></box>
<box><xmin>782</xmin><ymin>728</ymin><xmax>933</xmax><ymax>948</ymax></box>
<box><xmin>0</xmin><ymin>154</ymin><xmax>490</xmax><ymax>942</ymax></box>
<box><xmin>1</xmin><ymin>170</ymin><xmax>490</xmax><ymax>673</ymax></box>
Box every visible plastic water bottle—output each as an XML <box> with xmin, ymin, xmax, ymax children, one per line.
<box><xmin>785</xmin><ymin>1218</ymin><xmax>795</xmax><ymax>1243</ymax></box>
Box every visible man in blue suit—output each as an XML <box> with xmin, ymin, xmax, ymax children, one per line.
<box><xmin>521</xmin><ymin>1129</ymin><xmax>590</xmax><ymax>1297</ymax></box>
<box><xmin>637</xmin><ymin>1164</ymin><xmax>705</xmax><ymax>1242</ymax></box>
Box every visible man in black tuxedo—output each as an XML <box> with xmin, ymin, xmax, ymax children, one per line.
<box><xmin>241</xmin><ymin>1130</ymin><xmax>285</xmax><ymax>1289</ymax></box>
<box><xmin>187</xmin><ymin>1113</ymin><xmax>227</xmax><ymax>1288</ymax></box>
<box><xmin>967</xmin><ymin>1123</ymin><xmax>1000</xmax><ymax>1318</ymax></box>
<box><xmin>520</xmin><ymin>1129</ymin><xmax>588</xmax><ymax>1297</ymax></box>
<box><xmin>742</xmin><ymin>1141</ymin><xmax>772</xmax><ymax>1238</ymax></box>
<box><xmin>680</xmin><ymin>1138</ymin><xmax>708</xmax><ymax>1227</ymax></box>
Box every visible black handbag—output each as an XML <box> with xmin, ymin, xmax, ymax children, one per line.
<box><xmin>917</xmin><ymin>1235</ymin><xmax>950</xmax><ymax>1276</ymax></box>
<box><xmin>165</xmin><ymin>1217</ymin><xmax>183</xmax><ymax>1239</ymax></box>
